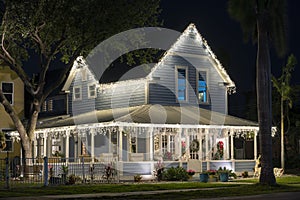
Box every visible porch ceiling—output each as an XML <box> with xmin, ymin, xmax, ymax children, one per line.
<box><xmin>37</xmin><ymin>105</ymin><xmax>258</xmax><ymax>129</ymax></box>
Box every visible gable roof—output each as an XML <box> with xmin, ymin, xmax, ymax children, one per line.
<box><xmin>147</xmin><ymin>23</ymin><xmax>235</xmax><ymax>94</ymax></box>
<box><xmin>61</xmin><ymin>24</ymin><xmax>235</xmax><ymax>94</ymax></box>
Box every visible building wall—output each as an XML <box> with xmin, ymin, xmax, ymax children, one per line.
<box><xmin>0</xmin><ymin>66</ymin><xmax>24</xmax><ymax>159</ymax></box>
<box><xmin>68</xmin><ymin>66</ymin><xmax>146</xmax><ymax>116</ymax></box>
<box><xmin>148</xmin><ymin>31</ymin><xmax>227</xmax><ymax>113</ymax></box>
<box><xmin>0</xmin><ymin>66</ymin><xmax>24</xmax><ymax>130</ymax></box>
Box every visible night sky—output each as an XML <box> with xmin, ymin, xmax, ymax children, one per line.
<box><xmin>21</xmin><ymin>0</ymin><xmax>300</xmax><ymax>120</ymax></box>
<box><xmin>159</xmin><ymin>0</ymin><xmax>300</xmax><ymax>118</ymax></box>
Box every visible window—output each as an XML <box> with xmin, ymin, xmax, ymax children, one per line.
<box><xmin>88</xmin><ymin>84</ymin><xmax>97</xmax><ymax>98</ymax></box>
<box><xmin>161</xmin><ymin>134</ymin><xmax>176</xmax><ymax>160</ymax></box>
<box><xmin>48</xmin><ymin>99</ymin><xmax>53</xmax><ymax>111</ymax></box>
<box><xmin>73</xmin><ymin>86</ymin><xmax>82</xmax><ymax>100</ymax></box>
<box><xmin>198</xmin><ymin>71</ymin><xmax>208</xmax><ymax>103</ymax></box>
<box><xmin>42</xmin><ymin>101</ymin><xmax>47</xmax><ymax>112</ymax></box>
<box><xmin>1</xmin><ymin>82</ymin><xmax>13</xmax><ymax>104</ymax></box>
<box><xmin>176</xmin><ymin>67</ymin><xmax>187</xmax><ymax>101</ymax></box>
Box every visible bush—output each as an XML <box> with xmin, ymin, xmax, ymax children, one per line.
<box><xmin>162</xmin><ymin>167</ymin><xmax>189</xmax><ymax>181</ymax></box>
<box><xmin>67</xmin><ymin>174</ymin><xmax>81</xmax><ymax>185</ymax></box>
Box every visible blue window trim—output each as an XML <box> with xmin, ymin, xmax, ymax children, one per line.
<box><xmin>176</xmin><ymin>67</ymin><xmax>188</xmax><ymax>102</ymax></box>
<box><xmin>197</xmin><ymin>71</ymin><xmax>208</xmax><ymax>104</ymax></box>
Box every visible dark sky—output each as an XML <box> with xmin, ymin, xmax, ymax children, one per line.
<box><xmin>159</xmin><ymin>0</ymin><xmax>300</xmax><ymax>118</ymax></box>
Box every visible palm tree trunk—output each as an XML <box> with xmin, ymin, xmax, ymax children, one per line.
<box><xmin>256</xmin><ymin>12</ymin><xmax>276</xmax><ymax>185</ymax></box>
<box><xmin>281</xmin><ymin>96</ymin><xmax>284</xmax><ymax>169</ymax></box>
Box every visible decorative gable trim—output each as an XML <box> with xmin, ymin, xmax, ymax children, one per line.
<box><xmin>147</xmin><ymin>23</ymin><xmax>236</xmax><ymax>94</ymax></box>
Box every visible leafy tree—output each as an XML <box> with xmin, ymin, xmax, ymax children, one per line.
<box><xmin>0</xmin><ymin>131</ymin><xmax>6</xmax><ymax>150</ymax></box>
<box><xmin>228</xmin><ymin>0</ymin><xmax>287</xmax><ymax>185</ymax></box>
<box><xmin>272</xmin><ymin>54</ymin><xmax>297</xmax><ymax>169</ymax></box>
<box><xmin>0</xmin><ymin>0</ymin><xmax>160</xmax><ymax>160</ymax></box>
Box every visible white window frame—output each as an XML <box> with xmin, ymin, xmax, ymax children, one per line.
<box><xmin>88</xmin><ymin>83</ymin><xmax>97</xmax><ymax>99</ymax></box>
<box><xmin>175</xmin><ymin>66</ymin><xmax>188</xmax><ymax>102</ymax></box>
<box><xmin>1</xmin><ymin>82</ymin><xmax>14</xmax><ymax>105</ymax></box>
<box><xmin>196</xmin><ymin>70</ymin><xmax>209</xmax><ymax>104</ymax></box>
<box><xmin>73</xmin><ymin>85</ymin><xmax>82</xmax><ymax>101</ymax></box>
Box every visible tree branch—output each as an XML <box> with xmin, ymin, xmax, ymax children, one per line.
<box><xmin>0</xmin><ymin>88</ymin><xmax>29</xmax><ymax>144</ymax></box>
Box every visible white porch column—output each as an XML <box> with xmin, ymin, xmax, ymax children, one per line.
<box><xmin>198</xmin><ymin>129</ymin><xmax>202</xmax><ymax>160</ymax></box>
<box><xmin>225</xmin><ymin>130</ymin><xmax>229</xmax><ymax>160</ymax></box>
<box><xmin>43</xmin><ymin>132</ymin><xmax>48</xmax><ymax>158</ymax></box>
<box><xmin>90</xmin><ymin>129</ymin><xmax>95</xmax><ymax>162</ymax></box>
<box><xmin>33</xmin><ymin>137</ymin><xmax>38</xmax><ymax>158</ymax></box>
<box><xmin>65</xmin><ymin>130</ymin><xmax>70</xmax><ymax>162</ymax></box>
<box><xmin>149</xmin><ymin>128</ymin><xmax>153</xmax><ymax>161</ymax></box>
<box><xmin>178</xmin><ymin>128</ymin><xmax>182</xmax><ymax>160</ymax></box>
<box><xmin>205</xmin><ymin>129</ymin><xmax>210</xmax><ymax>170</ymax></box>
<box><xmin>118</xmin><ymin>127</ymin><xmax>123</xmax><ymax>161</ymax></box>
<box><xmin>185</xmin><ymin>129</ymin><xmax>189</xmax><ymax>159</ymax></box>
<box><xmin>205</xmin><ymin>130</ymin><xmax>209</xmax><ymax>161</ymax></box>
<box><xmin>230</xmin><ymin>130</ymin><xmax>234</xmax><ymax>160</ymax></box>
<box><xmin>254</xmin><ymin>130</ymin><xmax>258</xmax><ymax>159</ymax></box>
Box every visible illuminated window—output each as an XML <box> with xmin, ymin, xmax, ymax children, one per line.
<box><xmin>198</xmin><ymin>71</ymin><xmax>208</xmax><ymax>103</ymax></box>
<box><xmin>48</xmin><ymin>99</ymin><xmax>53</xmax><ymax>111</ymax></box>
<box><xmin>73</xmin><ymin>86</ymin><xmax>82</xmax><ymax>100</ymax></box>
<box><xmin>176</xmin><ymin>67</ymin><xmax>187</xmax><ymax>101</ymax></box>
<box><xmin>1</xmin><ymin>82</ymin><xmax>13</xmax><ymax>104</ymax></box>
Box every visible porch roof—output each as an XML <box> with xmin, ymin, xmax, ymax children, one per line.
<box><xmin>37</xmin><ymin>105</ymin><xmax>258</xmax><ymax>129</ymax></box>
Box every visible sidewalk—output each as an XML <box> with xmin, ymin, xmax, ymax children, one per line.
<box><xmin>4</xmin><ymin>189</ymin><xmax>300</xmax><ymax>200</ymax></box>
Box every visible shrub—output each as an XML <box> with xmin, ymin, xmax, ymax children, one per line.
<box><xmin>162</xmin><ymin>167</ymin><xmax>189</xmax><ymax>181</ymax></box>
<box><xmin>67</xmin><ymin>174</ymin><xmax>81</xmax><ymax>185</ymax></box>
<box><xmin>242</xmin><ymin>171</ymin><xmax>249</xmax><ymax>178</ymax></box>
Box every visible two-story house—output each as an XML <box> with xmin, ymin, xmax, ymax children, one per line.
<box><xmin>0</xmin><ymin>66</ymin><xmax>23</xmax><ymax>159</ymax></box>
<box><xmin>10</xmin><ymin>24</ymin><xmax>268</xmax><ymax>176</ymax></box>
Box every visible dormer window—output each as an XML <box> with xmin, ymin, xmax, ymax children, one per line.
<box><xmin>88</xmin><ymin>83</ymin><xmax>97</xmax><ymax>99</ymax></box>
<box><xmin>1</xmin><ymin>82</ymin><xmax>13</xmax><ymax>105</ymax></box>
<box><xmin>176</xmin><ymin>67</ymin><xmax>188</xmax><ymax>101</ymax></box>
<box><xmin>73</xmin><ymin>86</ymin><xmax>82</xmax><ymax>101</ymax></box>
<box><xmin>198</xmin><ymin>71</ymin><xmax>208</xmax><ymax>103</ymax></box>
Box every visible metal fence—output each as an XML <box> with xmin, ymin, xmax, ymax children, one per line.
<box><xmin>0</xmin><ymin>157</ymin><xmax>119</xmax><ymax>189</ymax></box>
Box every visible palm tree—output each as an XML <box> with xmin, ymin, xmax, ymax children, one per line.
<box><xmin>272</xmin><ymin>54</ymin><xmax>297</xmax><ymax>169</ymax></box>
<box><xmin>228</xmin><ymin>0</ymin><xmax>287</xmax><ymax>185</ymax></box>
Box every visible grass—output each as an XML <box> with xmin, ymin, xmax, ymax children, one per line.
<box><xmin>0</xmin><ymin>176</ymin><xmax>299</xmax><ymax>199</ymax></box>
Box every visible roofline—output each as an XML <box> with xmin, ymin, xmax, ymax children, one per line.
<box><xmin>147</xmin><ymin>23</ymin><xmax>236</xmax><ymax>94</ymax></box>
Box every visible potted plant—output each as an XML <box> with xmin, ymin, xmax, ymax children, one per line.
<box><xmin>217</xmin><ymin>167</ymin><xmax>237</xmax><ymax>182</ymax></box>
<box><xmin>199</xmin><ymin>171</ymin><xmax>209</xmax><ymax>183</ymax></box>
<box><xmin>187</xmin><ymin>169</ymin><xmax>195</xmax><ymax>179</ymax></box>
<box><xmin>207</xmin><ymin>170</ymin><xmax>217</xmax><ymax>182</ymax></box>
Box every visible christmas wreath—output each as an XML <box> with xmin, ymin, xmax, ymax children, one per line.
<box><xmin>190</xmin><ymin>139</ymin><xmax>199</xmax><ymax>152</ymax></box>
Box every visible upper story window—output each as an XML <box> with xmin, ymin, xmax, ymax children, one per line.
<box><xmin>88</xmin><ymin>83</ymin><xmax>97</xmax><ymax>99</ymax></box>
<box><xmin>198</xmin><ymin>71</ymin><xmax>208</xmax><ymax>103</ymax></box>
<box><xmin>176</xmin><ymin>67</ymin><xmax>188</xmax><ymax>101</ymax></box>
<box><xmin>1</xmin><ymin>82</ymin><xmax>14</xmax><ymax>105</ymax></box>
<box><xmin>73</xmin><ymin>86</ymin><xmax>82</xmax><ymax>101</ymax></box>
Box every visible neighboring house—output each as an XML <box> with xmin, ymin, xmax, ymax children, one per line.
<box><xmin>0</xmin><ymin>66</ymin><xmax>23</xmax><ymax>158</ymax></box>
<box><xmin>10</xmin><ymin>24</ymin><xmax>269</xmax><ymax>175</ymax></box>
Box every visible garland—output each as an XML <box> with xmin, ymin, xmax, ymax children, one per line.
<box><xmin>190</xmin><ymin>139</ymin><xmax>199</xmax><ymax>152</ymax></box>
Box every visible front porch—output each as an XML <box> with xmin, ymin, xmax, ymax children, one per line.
<box><xmin>29</xmin><ymin>123</ymin><xmax>262</xmax><ymax>175</ymax></box>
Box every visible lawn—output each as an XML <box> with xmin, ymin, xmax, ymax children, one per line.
<box><xmin>0</xmin><ymin>176</ymin><xmax>299</xmax><ymax>199</ymax></box>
